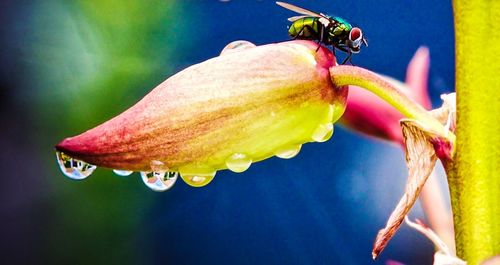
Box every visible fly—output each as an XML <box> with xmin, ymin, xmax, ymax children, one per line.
<box><xmin>276</xmin><ymin>1</ymin><xmax>367</xmax><ymax>65</ymax></box>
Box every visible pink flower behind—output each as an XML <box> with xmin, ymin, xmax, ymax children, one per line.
<box><xmin>334</xmin><ymin>47</ymin><xmax>455</xmax><ymax>258</ymax></box>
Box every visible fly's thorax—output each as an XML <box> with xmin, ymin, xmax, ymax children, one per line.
<box><xmin>328</xmin><ymin>22</ymin><xmax>350</xmax><ymax>38</ymax></box>
<box><xmin>332</xmin><ymin>16</ymin><xmax>352</xmax><ymax>30</ymax></box>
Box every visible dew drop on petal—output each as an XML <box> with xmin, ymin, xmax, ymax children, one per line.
<box><xmin>225</xmin><ymin>153</ymin><xmax>252</xmax><ymax>173</ymax></box>
<box><xmin>180</xmin><ymin>171</ymin><xmax>216</xmax><ymax>187</ymax></box>
<box><xmin>140</xmin><ymin>171</ymin><xmax>178</xmax><ymax>192</ymax></box>
<box><xmin>275</xmin><ymin>144</ymin><xmax>302</xmax><ymax>159</ymax></box>
<box><xmin>220</xmin><ymin>40</ymin><xmax>256</xmax><ymax>55</ymax></box>
<box><xmin>311</xmin><ymin>123</ymin><xmax>334</xmax><ymax>142</ymax></box>
<box><xmin>150</xmin><ymin>160</ymin><xmax>171</xmax><ymax>172</ymax></box>
<box><xmin>330</xmin><ymin>104</ymin><xmax>345</xmax><ymax>123</ymax></box>
<box><xmin>113</xmin><ymin>170</ymin><xmax>133</xmax><ymax>176</ymax></box>
<box><xmin>56</xmin><ymin>151</ymin><xmax>96</xmax><ymax>180</ymax></box>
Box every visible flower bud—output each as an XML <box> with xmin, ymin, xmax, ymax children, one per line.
<box><xmin>56</xmin><ymin>41</ymin><xmax>347</xmax><ymax>179</ymax></box>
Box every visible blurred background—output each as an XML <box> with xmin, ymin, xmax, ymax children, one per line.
<box><xmin>0</xmin><ymin>1</ymin><xmax>455</xmax><ymax>264</ymax></box>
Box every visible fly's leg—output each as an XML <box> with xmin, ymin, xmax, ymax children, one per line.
<box><xmin>315</xmin><ymin>24</ymin><xmax>325</xmax><ymax>52</ymax></box>
<box><xmin>349</xmin><ymin>56</ymin><xmax>355</xmax><ymax>66</ymax></box>
<box><xmin>290</xmin><ymin>23</ymin><xmax>322</xmax><ymax>52</ymax></box>
<box><xmin>315</xmin><ymin>41</ymin><xmax>322</xmax><ymax>52</ymax></box>
<box><xmin>292</xmin><ymin>24</ymin><xmax>319</xmax><ymax>40</ymax></box>
<box><xmin>304</xmin><ymin>25</ymin><xmax>322</xmax><ymax>52</ymax></box>
<box><xmin>341</xmin><ymin>51</ymin><xmax>353</xmax><ymax>65</ymax></box>
<box><xmin>336</xmin><ymin>46</ymin><xmax>349</xmax><ymax>53</ymax></box>
<box><xmin>333</xmin><ymin>45</ymin><xmax>351</xmax><ymax>65</ymax></box>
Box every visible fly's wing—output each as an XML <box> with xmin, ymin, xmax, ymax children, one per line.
<box><xmin>276</xmin><ymin>2</ymin><xmax>325</xmax><ymax>18</ymax></box>
<box><xmin>287</xmin><ymin>15</ymin><xmax>308</xmax><ymax>22</ymax></box>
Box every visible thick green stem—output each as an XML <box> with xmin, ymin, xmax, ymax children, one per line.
<box><xmin>330</xmin><ymin>66</ymin><xmax>455</xmax><ymax>142</ymax></box>
<box><xmin>450</xmin><ymin>0</ymin><xmax>500</xmax><ymax>263</ymax></box>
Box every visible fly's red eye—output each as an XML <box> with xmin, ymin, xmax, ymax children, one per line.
<box><xmin>350</xmin><ymin>27</ymin><xmax>362</xmax><ymax>41</ymax></box>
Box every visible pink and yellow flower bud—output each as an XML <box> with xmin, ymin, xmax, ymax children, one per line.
<box><xmin>55</xmin><ymin>41</ymin><xmax>347</xmax><ymax>186</ymax></box>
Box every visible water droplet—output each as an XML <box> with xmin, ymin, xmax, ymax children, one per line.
<box><xmin>140</xmin><ymin>171</ymin><xmax>178</xmax><ymax>192</ymax></box>
<box><xmin>330</xmin><ymin>104</ymin><xmax>345</xmax><ymax>123</ymax></box>
<box><xmin>275</xmin><ymin>144</ymin><xmax>302</xmax><ymax>159</ymax></box>
<box><xmin>220</xmin><ymin>40</ymin><xmax>256</xmax><ymax>55</ymax></box>
<box><xmin>113</xmin><ymin>170</ymin><xmax>133</xmax><ymax>176</ymax></box>
<box><xmin>56</xmin><ymin>151</ymin><xmax>96</xmax><ymax>180</ymax></box>
<box><xmin>311</xmin><ymin>123</ymin><xmax>334</xmax><ymax>142</ymax></box>
<box><xmin>180</xmin><ymin>172</ymin><xmax>216</xmax><ymax>187</ymax></box>
<box><xmin>150</xmin><ymin>160</ymin><xmax>168</xmax><ymax>172</ymax></box>
<box><xmin>225</xmin><ymin>153</ymin><xmax>252</xmax><ymax>173</ymax></box>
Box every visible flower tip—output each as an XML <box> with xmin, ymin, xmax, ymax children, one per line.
<box><xmin>406</xmin><ymin>46</ymin><xmax>431</xmax><ymax>109</ymax></box>
<box><xmin>415</xmin><ymin>46</ymin><xmax>430</xmax><ymax>60</ymax></box>
<box><xmin>55</xmin><ymin>137</ymin><xmax>76</xmax><ymax>155</ymax></box>
<box><xmin>54</xmin><ymin>135</ymin><xmax>91</xmax><ymax>161</ymax></box>
<box><xmin>410</xmin><ymin>46</ymin><xmax>430</xmax><ymax>71</ymax></box>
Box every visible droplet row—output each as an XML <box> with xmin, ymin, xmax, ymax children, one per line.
<box><xmin>57</xmin><ymin>115</ymin><xmax>335</xmax><ymax>190</ymax></box>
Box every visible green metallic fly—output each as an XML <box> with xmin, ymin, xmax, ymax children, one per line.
<box><xmin>276</xmin><ymin>1</ymin><xmax>367</xmax><ymax>65</ymax></box>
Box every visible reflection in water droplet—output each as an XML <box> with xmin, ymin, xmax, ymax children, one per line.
<box><xmin>225</xmin><ymin>153</ymin><xmax>252</xmax><ymax>173</ymax></box>
<box><xmin>311</xmin><ymin>123</ymin><xmax>334</xmax><ymax>142</ymax></box>
<box><xmin>180</xmin><ymin>171</ymin><xmax>216</xmax><ymax>187</ymax></box>
<box><xmin>56</xmin><ymin>152</ymin><xmax>96</xmax><ymax>180</ymax></box>
<box><xmin>275</xmin><ymin>144</ymin><xmax>302</xmax><ymax>159</ymax></box>
<box><xmin>140</xmin><ymin>171</ymin><xmax>178</xmax><ymax>192</ymax></box>
<box><xmin>113</xmin><ymin>170</ymin><xmax>133</xmax><ymax>176</ymax></box>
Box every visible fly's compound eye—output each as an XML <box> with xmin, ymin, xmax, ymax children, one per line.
<box><xmin>348</xmin><ymin>27</ymin><xmax>364</xmax><ymax>52</ymax></box>
<box><xmin>349</xmin><ymin>27</ymin><xmax>363</xmax><ymax>44</ymax></box>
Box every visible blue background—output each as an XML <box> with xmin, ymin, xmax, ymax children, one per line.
<box><xmin>0</xmin><ymin>1</ymin><xmax>454</xmax><ymax>264</ymax></box>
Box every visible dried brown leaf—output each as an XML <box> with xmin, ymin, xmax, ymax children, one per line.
<box><xmin>372</xmin><ymin>119</ymin><xmax>438</xmax><ymax>259</ymax></box>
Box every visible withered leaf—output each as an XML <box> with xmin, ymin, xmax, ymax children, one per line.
<box><xmin>372</xmin><ymin>119</ymin><xmax>438</xmax><ymax>259</ymax></box>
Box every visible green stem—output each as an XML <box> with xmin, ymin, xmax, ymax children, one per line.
<box><xmin>329</xmin><ymin>66</ymin><xmax>455</xmax><ymax>142</ymax></box>
<box><xmin>450</xmin><ymin>0</ymin><xmax>500</xmax><ymax>263</ymax></box>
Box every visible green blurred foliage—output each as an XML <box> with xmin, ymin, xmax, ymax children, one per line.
<box><xmin>31</xmin><ymin>0</ymin><xmax>183</xmax><ymax>127</ymax></box>
<box><xmin>25</xmin><ymin>1</ymin><xmax>190</xmax><ymax>264</ymax></box>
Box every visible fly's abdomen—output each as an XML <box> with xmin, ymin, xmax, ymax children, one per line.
<box><xmin>288</xmin><ymin>17</ymin><xmax>319</xmax><ymax>40</ymax></box>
